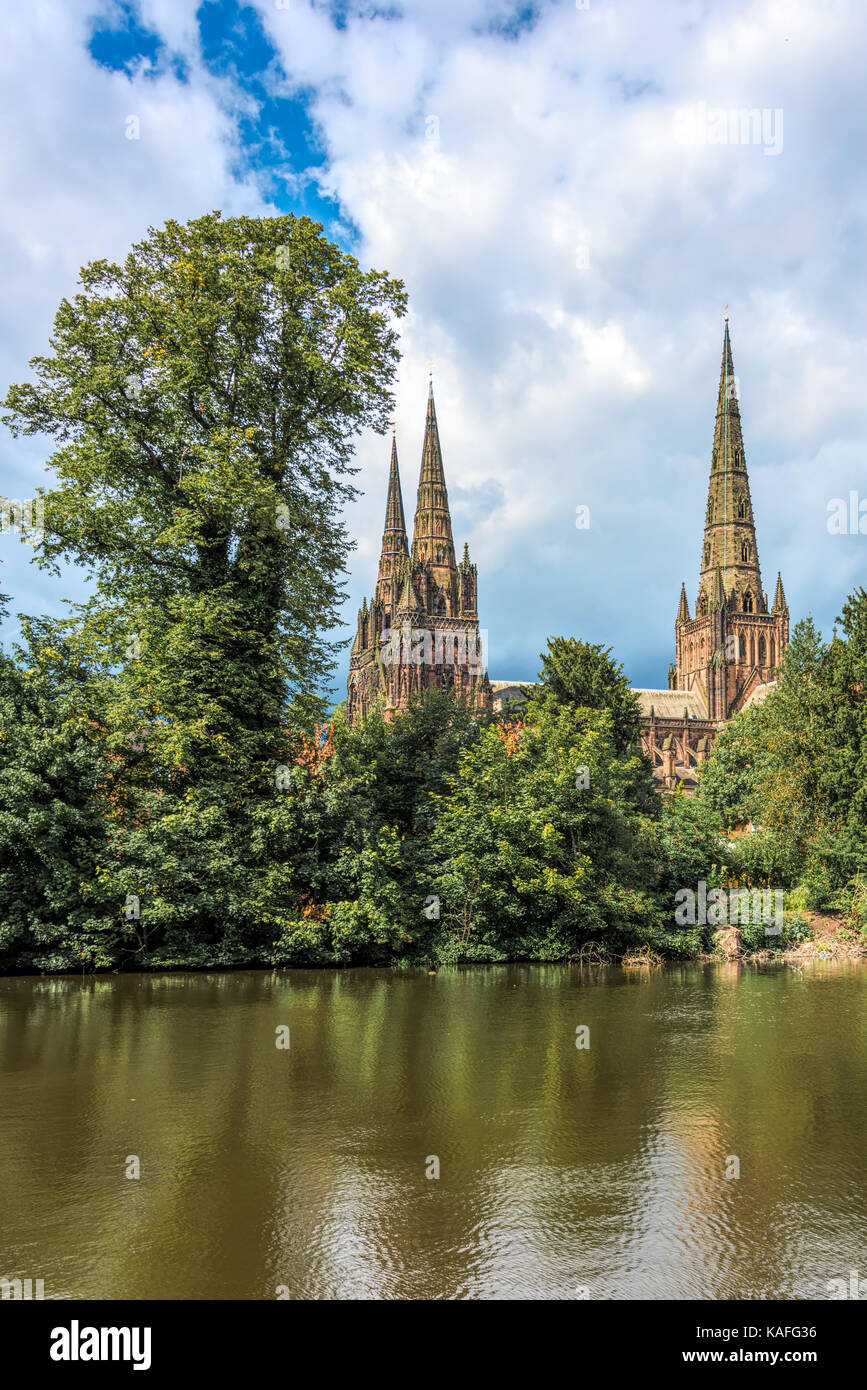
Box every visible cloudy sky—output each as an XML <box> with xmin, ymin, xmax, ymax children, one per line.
<box><xmin>2</xmin><ymin>0</ymin><xmax>866</xmax><ymax>700</ymax></box>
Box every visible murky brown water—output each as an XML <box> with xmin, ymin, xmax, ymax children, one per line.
<box><xmin>1</xmin><ymin>962</ymin><xmax>865</xmax><ymax>1300</ymax></box>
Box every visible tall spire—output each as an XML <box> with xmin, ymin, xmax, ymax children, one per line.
<box><xmin>771</xmin><ymin>571</ymin><xmax>788</xmax><ymax>614</ymax></box>
<box><xmin>375</xmin><ymin>432</ymin><xmax>409</xmax><ymax>607</ymax></box>
<box><xmin>411</xmin><ymin>379</ymin><xmax>456</xmax><ymax>582</ymax></box>
<box><xmin>698</xmin><ymin>317</ymin><xmax>763</xmax><ymax>614</ymax></box>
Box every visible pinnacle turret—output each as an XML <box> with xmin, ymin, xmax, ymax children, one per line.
<box><xmin>772</xmin><ymin>571</ymin><xmax>788</xmax><ymax>614</ymax></box>
<box><xmin>676</xmin><ymin>582</ymin><xmax>690</xmax><ymax>624</ymax></box>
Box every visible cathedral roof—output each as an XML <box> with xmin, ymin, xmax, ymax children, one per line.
<box><xmin>633</xmin><ymin>689</ymin><xmax>707</xmax><ymax>720</ymax></box>
<box><xmin>741</xmin><ymin>680</ymin><xmax>777</xmax><ymax>708</ymax></box>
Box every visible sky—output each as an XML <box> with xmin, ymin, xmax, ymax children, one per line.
<box><xmin>1</xmin><ymin>0</ymin><xmax>866</xmax><ymax>702</ymax></box>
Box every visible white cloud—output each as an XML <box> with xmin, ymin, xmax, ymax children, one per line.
<box><xmin>3</xmin><ymin>0</ymin><xmax>867</xmax><ymax>690</ymax></box>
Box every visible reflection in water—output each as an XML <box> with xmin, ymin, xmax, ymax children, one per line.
<box><xmin>0</xmin><ymin>962</ymin><xmax>865</xmax><ymax>1299</ymax></box>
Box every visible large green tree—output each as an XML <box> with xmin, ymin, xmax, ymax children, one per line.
<box><xmin>1</xmin><ymin>212</ymin><xmax>406</xmax><ymax>968</ymax></box>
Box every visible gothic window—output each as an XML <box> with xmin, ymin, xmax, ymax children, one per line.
<box><xmin>698</xmin><ymin>594</ymin><xmax>708</xmax><ymax>616</ymax></box>
<box><xmin>737</xmin><ymin>496</ymin><xmax>747</xmax><ymax>519</ymax></box>
<box><xmin>758</xmin><ymin>636</ymin><xmax>766</xmax><ymax>664</ymax></box>
<box><xmin>743</xmin><ymin>590</ymin><xmax>753</xmax><ymax>613</ymax></box>
<box><xmin>769</xmin><ymin>636</ymin><xmax>775</xmax><ymax>666</ymax></box>
<box><xmin>703</xmin><ymin>544</ymin><xmax>710</xmax><ymax>568</ymax></box>
<box><xmin>741</xmin><ymin>541</ymin><xmax>751</xmax><ymax>562</ymax></box>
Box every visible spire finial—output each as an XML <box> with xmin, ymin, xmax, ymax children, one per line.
<box><xmin>724</xmin><ymin>303</ymin><xmax>729</xmax><ymax>322</ymax></box>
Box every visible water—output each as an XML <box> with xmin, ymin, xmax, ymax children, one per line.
<box><xmin>1</xmin><ymin>962</ymin><xmax>865</xmax><ymax>1300</ymax></box>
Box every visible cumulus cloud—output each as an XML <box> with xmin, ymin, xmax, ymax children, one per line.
<box><xmin>0</xmin><ymin>0</ymin><xmax>264</xmax><ymax>623</ymax></box>
<box><xmin>249</xmin><ymin>0</ymin><xmax>867</xmax><ymax>684</ymax></box>
<box><xmin>2</xmin><ymin>0</ymin><xmax>866</xmax><ymax>693</ymax></box>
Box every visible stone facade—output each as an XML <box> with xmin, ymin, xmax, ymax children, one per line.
<box><xmin>641</xmin><ymin>319</ymin><xmax>790</xmax><ymax>788</ymax></box>
<box><xmin>347</xmin><ymin>383</ymin><xmax>492</xmax><ymax>723</ymax></box>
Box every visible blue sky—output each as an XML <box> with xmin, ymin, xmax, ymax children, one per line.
<box><xmin>2</xmin><ymin>0</ymin><xmax>867</xmax><ymax>703</ymax></box>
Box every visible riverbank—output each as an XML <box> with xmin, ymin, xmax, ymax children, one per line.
<box><xmin>3</xmin><ymin>914</ymin><xmax>866</xmax><ymax>977</ymax></box>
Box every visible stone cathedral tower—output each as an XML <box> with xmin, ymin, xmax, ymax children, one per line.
<box><xmin>668</xmin><ymin>317</ymin><xmax>789</xmax><ymax>718</ymax></box>
<box><xmin>347</xmin><ymin>382</ymin><xmax>492</xmax><ymax>724</ymax></box>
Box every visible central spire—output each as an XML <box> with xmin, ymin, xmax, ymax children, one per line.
<box><xmin>411</xmin><ymin>379</ymin><xmax>456</xmax><ymax>580</ymax></box>
<box><xmin>698</xmin><ymin>318</ymin><xmax>764</xmax><ymax>613</ymax></box>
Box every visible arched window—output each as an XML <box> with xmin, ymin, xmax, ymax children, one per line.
<box><xmin>741</xmin><ymin>541</ymin><xmax>751</xmax><ymax>562</ymax></box>
<box><xmin>698</xmin><ymin>594</ymin><xmax>708</xmax><ymax>616</ymax></box>
<box><xmin>743</xmin><ymin>590</ymin><xmax>753</xmax><ymax>613</ymax></box>
<box><xmin>769</xmin><ymin>636</ymin><xmax>775</xmax><ymax>666</ymax></box>
<box><xmin>703</xmin><ymin>544</ymin><xmax>711</xmax><ymax>568</ymax></box>
<box><xmin>737</xmin><ymin>496</ymin><xmax>747</xmax><ymax>519</ymax></box>
<box><xmin>738</xmin><ymin>631</ymin><xmax>746</xmax><ymax>663</ymax></box>
<box><xmin>758</xmin><ymin>636</ymin><xmax>766</xmax><ymax>664</ymax></box>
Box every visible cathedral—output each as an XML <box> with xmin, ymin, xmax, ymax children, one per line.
<box><xmin>637</xmin><ymin>317</ymin><xmax>789</xmax><ymax>787</ymax></box>
<box><xmin>347</xmin><ymin>320</ymin><xmax>790</xmax><ymax>784</ymax></box>
<box><xmin>346</xmin><ymin>379</ymin><xmax>492</xmax><ymax>723</ymax></box>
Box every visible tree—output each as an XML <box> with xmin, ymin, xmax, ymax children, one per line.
<box><xmin>696</xmin><ymin>617</ymin><xmax>844</xmax><ymax>896</ymax></box>
<box><xmin>1</xmin><ymin>211</ymin><xmax>406</xmax><ymax>968</ymax></box>
<box><xmin>264</xmin><ymin>691</ymin><xmax>492</xmax><ymax>966</ymax></box>
<box><xmin>430</xmin><ymin>702</ymin><xmax>669</xmax><ymax>962</ymax></box>
<box><xmin>529</xmin><ymin>636</ymin><xmax>643</xmax><ymax>753</ymax></box>
<box><xmin>0</xmin><ymin>619</ymin><xmax>117</xmax><ymax>971</ymax></box>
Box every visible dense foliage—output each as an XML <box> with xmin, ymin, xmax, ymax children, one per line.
<box><xmin>695</xmin><ymin>601</ymin><xmax>867</xmax><ymax>920</ymax></box>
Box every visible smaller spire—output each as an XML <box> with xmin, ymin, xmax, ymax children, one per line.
<box><xmin>772</xmin><ymin>571</ymin><xmax>788</xmax><ymax>614</ymax></box>
<box><xmin>711</xmin><ymin>565</ymin><xmax>727</xmax><ymax>611</ymax></box>
<box><xmin>398</xmin><ymin>567</ymin><xmax>417</xmax><ymax>612</ymax></box>
<box><xmin>676</xmin><ymin>582</ymin><xmax>691</xmax><ymax>624</ymax></box>
<box><xmin>382</xmin><ymin>433</ymin><xmax>407</xmax><ymax>538</ymax></box>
